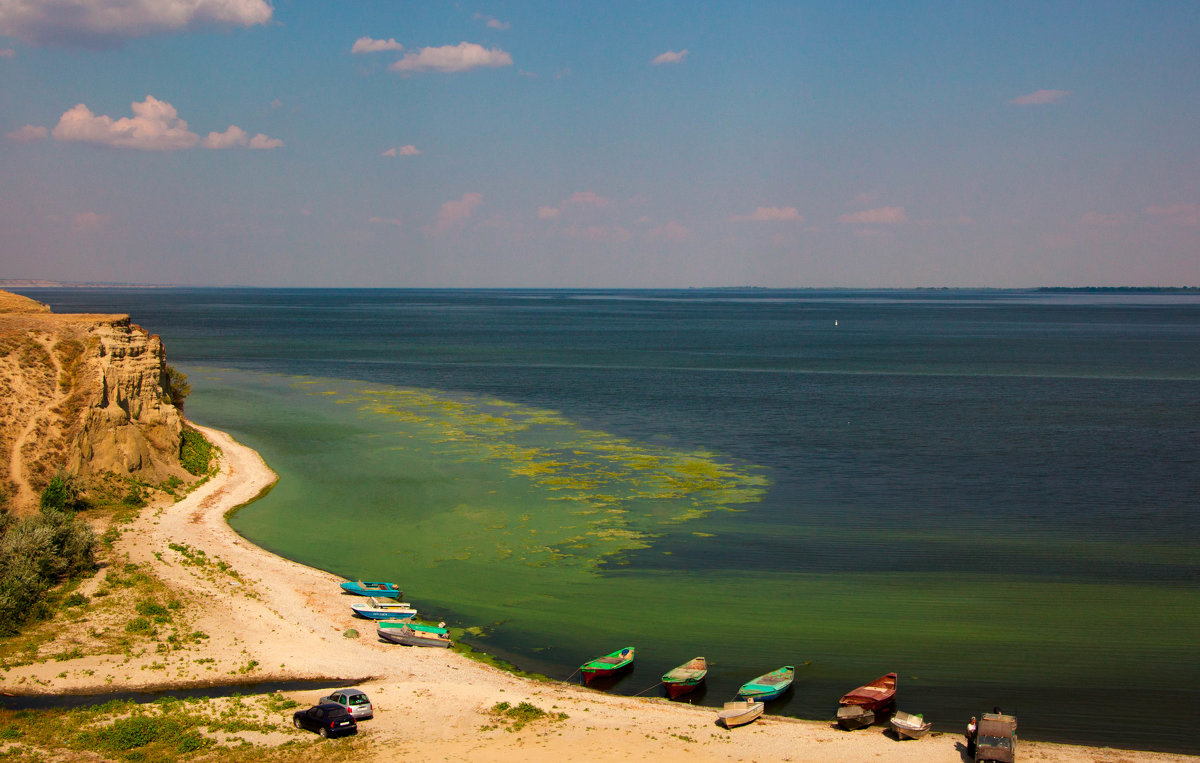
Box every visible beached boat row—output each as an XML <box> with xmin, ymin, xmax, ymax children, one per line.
<box><xmin>342</xmin><ymin>583</ymin><xmax>972</xmax><ymax>741</ymax></box>
<box><xmin>340</xmin><ymin>579</ymin><xmax>452</xmax><ymax>647</ymax></box>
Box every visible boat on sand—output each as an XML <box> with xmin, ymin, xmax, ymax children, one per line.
<box><xmin>890</xmin><ymin>710</ymin><xmax>932</xmax><ymax>739</ymax></box>
<box><xmin>376</xmin><ymin>623</ymin><xmax>451</xmax><ymax>647</ymax></box>
<box><xmin>717</xmin><ymin>700</ymin><xmax>764</xmax><ymax>728</ymax></box>
<box><xmin>662</xmin><ymin>656</ymin><xmax>708</xmax><ymax>698</ymax></box>
<box><xmin>340</xmin><ymin>580</ymin><xmax>403</xmax><ymax>598</ymax></box>
<box><xmin>836</xmin><ymin>704</ymin><xmax>875</xmax><ymax>729</ymax></box>
<box><xmin>349</xmin><ymin>597</ymin><xmax>417</xmax><ymax>620</ymax></box>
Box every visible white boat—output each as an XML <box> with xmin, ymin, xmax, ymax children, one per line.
<box><xmin>890</xmin><ymin>710</ymin><xmax>932</xmax><ymax>739</ymax></box>
<box><xmin>350</xmin><ymin>596</ymin><xmax>417</xmax><ymax>620</ymax></box>
<box><xmin>717</xmin><ymin>700</ymin><xmax>764</xmax><ymax>728</ymax></box>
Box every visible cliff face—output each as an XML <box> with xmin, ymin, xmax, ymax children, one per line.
<box><xmin>0</xmin><ymin>290</ymin><xmax>187</xmax><ymax>512</ymax></box>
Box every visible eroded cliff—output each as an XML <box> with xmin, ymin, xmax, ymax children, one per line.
<box><xmin>0</xmin><ymin>290</ymin><xmax>188</xmax><ymax>512</ymax></box>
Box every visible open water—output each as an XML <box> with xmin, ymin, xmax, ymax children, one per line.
<box><xmin>26</xmin><ymin>288</ymin><xmax>1200</xmax><ymax>753</ymax></box>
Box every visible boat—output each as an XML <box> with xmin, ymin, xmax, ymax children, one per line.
<box><xmin>579</xmin><ymin>647</ymin><xmax>635</xmax><ymax>684</ymax></box>
<box><xmin>661</xmin><ymin>656</ymin><xmax>707</xmax><ymax>698</ymax></box>
<box><xmin>890</xmin><ymin>710</ymin><xmax>932</xmax><ymax>739</ymax></box>
<box><xmin>340</xmin><ymin>580</ymin><xmax>403</xmax><ymax>598</ymax></box>
<box><xmin>836</xmin><ymin>704</ymin><xmax>875</xmax><ymax>730</ymax></box>
<box><xmin>838</xmin><ymin>672</ymin><xmax>897</xmax><ymax>711</ymax></box>
<box><xmin>736</xmin><ymin>665</ymin><xmax>794</xmax><ymax>701</ymax></box>
<box><xmin>376</xmin><ymin>623</ymin><xmax>451</xmax><ymax>647</ymax></box>
<box><xmin>349</xmin><ymin>597</ymin><xmax>417</xmax><ymax>620</ymax></box>
<box><xmin>378</xmin><ymin>621</ymin><xmax>447</xmax><ymax>633</ymax></box>
<box><xmin>717</xmin><ymin>700</ymin><xmax>764</xmax><ymax>728</ymax></box>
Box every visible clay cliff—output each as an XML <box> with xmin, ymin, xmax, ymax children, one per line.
<box><xmin>0</xmin><ymin>290</ymin><xmax>188</xmax><ymax>512</ymax></box>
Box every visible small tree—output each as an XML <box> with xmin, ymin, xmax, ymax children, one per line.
<box><xmin>166</xmin><ymin>365</ymin><xmax>191</xmax><ymax>411</ymax></box>
<box><xmin>39</xmin><ymin>472</ymin><xmax>82</xmax><ymax>513</ymax></box>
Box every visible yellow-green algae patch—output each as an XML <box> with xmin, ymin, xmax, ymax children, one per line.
<box><xmin>309</xmin><ymin>380</ymin><xmax>770</xmax><ymax>571</ymax></box>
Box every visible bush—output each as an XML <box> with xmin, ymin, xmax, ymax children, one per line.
<box><xmin>165</xmin><ymin>366</ymin><xmax>191</xmax><ymax>411</ymax></box>
<box><xmin>179</xmin><ymin>428</ymin><xmax>215</xmax><ymax>476</ymax></box>
<box><xmin>39</xmin><ymin>472</ymin><xmax>82</xmax><ymax>513</ymax></box>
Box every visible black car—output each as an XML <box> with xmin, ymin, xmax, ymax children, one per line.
<box><xmin>292</xmin><ymin>703</ymin><xmax>358</xmax><ymax>738</ymax></box>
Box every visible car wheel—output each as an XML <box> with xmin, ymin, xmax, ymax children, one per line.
<box><xmin>293</xmin><ymin>718</ymin><xmax>302</xmax><ymax>729</ymax></box>
<box><xmin>318</xmin><ymin>727</ymin><xmax>329</xmax><ymax>738</ymax></box>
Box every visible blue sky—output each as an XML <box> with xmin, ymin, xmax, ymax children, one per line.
<box><xmin>2</xmin><ymin>1</ymin><xmax>1198</xmax><ymax>287</ymax></box>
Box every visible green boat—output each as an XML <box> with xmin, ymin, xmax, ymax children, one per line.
<box><xmin>580</xmin><ymin>647</ymin><xmax>635</xmax><ymax>684</ymax></box>
<box><xmin>736</xmin><ymin>665</ymin><xmax>794</xmax><ymax>701</ymax></box>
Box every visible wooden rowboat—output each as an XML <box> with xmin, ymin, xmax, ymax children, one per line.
<box><xmin>736</xmin><ymin>665</ymin><xmax>794</xmax><ymax>701</ymax></box>
<box><xmin>836</xmin><ymin>704</ymin><xmax>875</xmax><ymax>730</ymax></box>
<box><xmin>890</xmin><ymin>710</ymin><xmax>932</xmax><ymax>739</ymax></box>
<box><xmin>662</xmin><ymin>656</ymin><xmax>707</xmax><ymax>698</ymax></box>
<box><xmin>580</xmin><ymin>647</ymin><xmax>634</xmax><ymax>684</ymax></box>
<box><xmin>340</xmin><ymin>580</ymin><xmax>403</xmax><ymax>598</ymax></box>
<box><xmin>717</xmin><ymin>700</ymin><xmax>764</xmax><ymax>728</ymax></box>
<box><xmin>838</xmin><ymin>672</ymin><xmax>897</xmax><ymax>711</ymax></box>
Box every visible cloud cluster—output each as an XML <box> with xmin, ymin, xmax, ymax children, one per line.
<box><xmin>838</xmin><ymin>206</ymin><xmax>907</xmax><ymax>224</ymax></box>
<box><xmin>351</xmin><ymin>37</ymin><xmax>403</xmax><ymax>54</ymax></box>
<box><xmin>429</xmin><ymin>192</ymin><xmax>483</xmax><ymax>234</ymax></box>
<box><xmin>382</xmin><ymin>145</ymin><xmax>420</xmax><ymax>157</ymax></box>
<box><xmin>0</xmin><ymin>0</ymin><xmax>271</xmax><ymax>46</ymax></box>
<box><xmin>49</xmin><ymin>95</ymin><xmax>282</xmax><ymax>151</ymax></box>
<box><xmin>473</xmin><ymin>13</ymin><xmax>510</xmax><ymax>30</ymax></box>
<box><xmin>651</xmin><ymin>49</ymin><xmax>688</xmax><ymax>65</ymax></box>
<box><xmin>1010</xmin><ymin>89</ymin><xmax>1070</xmax><ymax>106</ymax></box>
<box><xmin>6</xmin><ymin>124</ymin><xmax>48</xmax><ymax>142</ymax></box>
<box><xmin>731</xmin><ymin>206</ymin><xmax>803</xmax><ymax>222</ymax></box>
<box><xmin>1147</xmin><ymin>203</ymin><xmax>1200</xmax><ymax>226</ymax></box>
<box><xmin>390</xmin><ymin>42</ymin><xmax>512</xmax><ymax>73</ymax></box>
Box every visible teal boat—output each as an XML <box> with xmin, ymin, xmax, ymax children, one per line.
<box><xmin>378</xmin><ymin>621</ymin><xmax>447</xmax><ymax>634</ymax></box>
<box><xmin>736</xmin><ymin>665</ymin><xmax>794</xmax><ymax>701</ymax></box>
<box><xmin>340</xmin><ymin>580</ymin><xmax>403</xmax><ymax>598</ymax></box>
<box><xmin>580</xmin><ymin>647</ymin><xmax>635</xmax><ymax>684</ymax></box>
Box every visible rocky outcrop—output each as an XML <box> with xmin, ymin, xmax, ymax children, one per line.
<box><xmin>0</xmin><ymin>290</ymin><xmax>187</xmax><ymax>512</ymax></box>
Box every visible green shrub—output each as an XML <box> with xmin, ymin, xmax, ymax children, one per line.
<box><xmin>165</xmin><ymin>366</ymin><xmax>191</xmax><ymax>410</ymax></box>
<box><xmin>179</xmin><ymin>428</ymin><xmax>215</xmax><ymax>476</ymax></box>
<box><xmin>39</xmin><ymin>472</ymin><xmax>83</xmax><ymax>513</ymax></box>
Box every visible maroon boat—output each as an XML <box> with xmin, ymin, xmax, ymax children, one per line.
<box><xmin>838</xmin><ymin>672</ymin><xmax>897</xmax><ymax>711</ymax></box>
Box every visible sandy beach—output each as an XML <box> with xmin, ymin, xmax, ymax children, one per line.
<box><xmin>6</xmin><ymin>424</ymin><xmax>1195</xmax><ymax>762</ymax></box>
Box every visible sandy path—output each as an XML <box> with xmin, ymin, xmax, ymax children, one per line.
<box><xmin>7</xmin><ymin>333</ymin><xmax>64</xmax><ymax>508</ymax></box>
<box><xmin>7</xmin><ymin>425</ymin><xmax>1196</xmax><ymax>762</ymax></box>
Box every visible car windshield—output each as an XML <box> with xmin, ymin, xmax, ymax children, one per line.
<box><xmin>348</xmin><ymin>696</ymin><xmax>368</xmax><ymax>705</ymax></box>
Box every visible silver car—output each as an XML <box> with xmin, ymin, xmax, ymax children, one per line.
<box><xmin>318</xmin><ymin>688</ymin><xmax>373</xmax><ymax>720</ymax></box>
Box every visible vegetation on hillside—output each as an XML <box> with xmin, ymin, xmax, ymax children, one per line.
<box><xmin>166</xmin><ymin>365</ymin><xmax>191</xmax><ymax>410</ymax></box>
<box><xmin>180</xmin><ymin>428</ymin><xmax>216</xmax><ymax>476</ymax></box>
<box><xmin>0</xmin><ymin>474</ymin><xmax>97</xmax><ymax>635</ymax></box>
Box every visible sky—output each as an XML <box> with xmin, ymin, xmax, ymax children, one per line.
<box><xmin>1</xmin><ymin>1</ymin><xmax>1198</xmax><ymax>288</ymax></box>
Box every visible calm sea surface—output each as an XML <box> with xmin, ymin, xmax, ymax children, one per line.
<box><xmin>26</xmin><ymin>288</ymin><xmax>1200</xmax><ymax>752</ymax></box>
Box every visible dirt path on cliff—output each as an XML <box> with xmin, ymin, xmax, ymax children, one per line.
<box><xmin>7</xmin><ymin>332</ymin><xmax>66</xmax><ymax>509</ymax></box>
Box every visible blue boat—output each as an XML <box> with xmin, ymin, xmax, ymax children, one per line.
<box><xmin>340</xmin><ymin>580</ymin><xmax>403</xmax><ymax>598</ymax></box>
<box><xmin>736</xmin><ymin>665</ymin><xmax>794</xmax><ymax>701</ymax></box>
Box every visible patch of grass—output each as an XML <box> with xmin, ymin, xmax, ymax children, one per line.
<box><xmin>180</xmin><ymin>427</ymin><xmax>216</xmax><ymax>476</ymax></box>
<box><xmin>487</xmin><ymin>701</ymin><xmax>567</xmax><ymax>732</ymax></box>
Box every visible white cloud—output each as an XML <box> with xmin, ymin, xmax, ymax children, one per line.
<box><xmin>0</xmin><ymin>0</ymin><xmax>271</xmax><ymax>47</ymax></box>
<box><xmin>248</xmin><ymin>133</ymin><xmax>283</xmax><ymax>149</ymax></box>
<box><xmin>351</xmin><ymin>36</ymin><xmax>403</xmax><ymax>54</ymax></box>
<box><xmin>651</xmin><ymin>49</ymin><xmax>688</xmax><ymax>65</ymax></box>
<box><xmin>1079</xmin><ymin>211</ymin><xmax>1126</xmax><ymax>226</ymax></box>
<box><xmin>473</xmin><ymin>13</ymin><xmax>510</xmax><ymax>30</ymax></box>
<box><xmin>648</xmin><ymin>220</ymin><xmax>691</xmax><ymax>241</ymax></box>
<box><xmin>567</xmin><ymin>191</ymin><xmax>611</xmax><ymax>207</ymax></box>
<box><xmin>382</xmin><ymin>145</ymin><xmax>420</xmax><ymax>157</ymax></box>
<box><xmin>390</xmin><ymin>42</ymin><xmax>512</xmax><ymax>73</ymax></box>
<box><xmin>430</xmin><ymin>192</ymin><xmax>483</xmax><ymax>234</ymax></box>
<box><xmin>6</xmin><ymin>124</ymin><xmax>48</xmax><ymax>142</ymax></box>
<box><xmin>731</xmin><ymin>206</ymin><xmax>803</xmax><ymax>222</ymax></box>
<box><xmin>1010</xmin><ymin>89</ymin><xmax>1070</xmax><ymax>106</ymax></box>
<box><xmin>838</xmin><ymin>206</ymin><xmax>908</xmax><ymax>224</ymax></box>
<box><xmin>51</xmin><ymin>95</ymin><xmax>281</xmax><ymax>151</ymax></box>
<box><xmin>0</xmin><ymin>47</ymin><xmax>14</xmax><ymax>57</ymax></box>
<box><xmin>537</xmin><ymin>206</ymin><xmax>560</xmax><ymax>220</ymax></box>
<box><xmin>369</xmin><ymin>215</ymin><xmax>403</xmax><ymax>227</ymax></box>
<box><xmin>72</xmin><ymin>211</ymin><xmax>105</xmax><ymax>228</ymax></box>
<box><xmin>1146</xmin><ymin>203</ymin><xmax>1200</xmax><ymax>226</ymax></box>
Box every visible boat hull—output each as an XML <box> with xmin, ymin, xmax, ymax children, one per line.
<box><xmin>340</xmin><ymin>581</ymin><xmax>403</xmax><ymax>598</ymax></box>
<box><xmin>890</xmin><ymin>711</ymin><xmax>931</xmax><ymax>739</ymax></box>
<box><xmin>665</xmin><ymin>679</ymin><xmax>704</xmax><ymax>698</ymax></box>
<box><xmin>580</xmin><ymin>647</ymin><xmax>635</xmax><ymax>684</ymax></box>
<box><xmin>836</xmin><ymin>704</ymin><xmax>875</xmax><ymax>729</ymax></box>
<box><xmin>376</xmin><ymin>626</ymin><xmax>451</xmax><ymax>648</ymax></box>
<box><xmin>718</xmin><ymin>701</ymin><xmax>764</xmax><ymax>728</ymax></box>
<box><xmin>662</xmin><ymin>657</ymin><xmax>707</xmax><ymax>699</ymax></box>
<box><xmin>838</xmin><ymin>672</ymin><xmax>897</xmax><ymax>712</ymax></box>
<box><xmin>351</xmin><ymin>607</ymin><xmax>417</xmax><ymax>620</ymax></box>
<box><xmin>736</xmin><ymin>666</ymin><xmax>795</xmax><ymax>701</ymax></box>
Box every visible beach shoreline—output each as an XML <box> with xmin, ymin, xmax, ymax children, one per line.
<box><xmin>5</xmin><ymin>424</ymin><xmax>1195</xmax><ymax>762</ymax></box>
